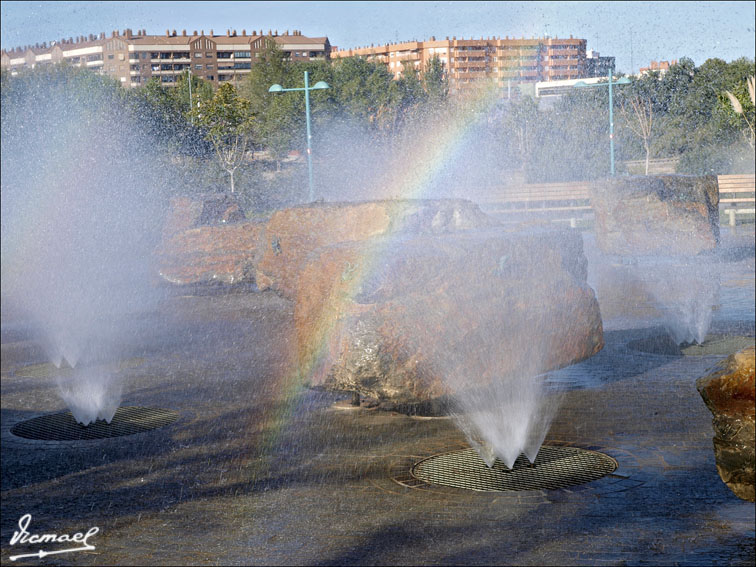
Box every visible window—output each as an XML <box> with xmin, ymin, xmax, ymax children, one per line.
<box><xmin>234</xmin><ymin>51</ymin><xmax>251</xmax><ymax>58</ymax></box>
<box><xmin>207</xmin><ymin>75</ymin><xmax>214</xmax><ymax>80</ymax></box>
<box><xmin>195</xmin><ymin>64</ymin><xmax>203</xmax><ymax>70</ymax></box>
<box><xmin>161</xmin><ymin>64</ymin><xmax>172</xmax><ymax>70</ymax></box>
<box><xmin>206</xmin><ymin>52</ymin><xmax>214</xmax><ymax>58</ymax></box>
<box><xmin>107</xmin><ymin>54</ymin><xmax>114</xmax><ymax>60</ymax></box>
<box><xmin>151</xmin><ymin>64</ymin><xmax>160</xmax><ymax>71</ymax></box>
<box><xmin>151</xmin><ymin>52</ymin><xmax>159</xmax><ymax>58</ymax></box>
<box><xmin>161</xmin><ymin>75</ymin><xmax>175</xmax><ymax>83</ymax></box>
<box><xmin>118</xmin><ymin>53</ymin><xmax>125</xmax><ymax>61</ymax></box>
<box><xmin>233</xmin><ymin>62</ymin><xmax>251</xmax><ymax>69</ymax></box>
<box><xmin>194</xmin><ymin>52</ymin><xmax>203</xmax><ymax>58</ymax></box>
<box><xmin>206</xmin><ymin>63</ymin><xmax>214</xmax><ymax>69</ymax></box>
<box><xmin>217</xmin><ymin>51</ymin><xmax>232</xmax><ymax>58</ymax></box>
<box><xmin>160</xmin><ymin>52</ymin><xmax>171</xmax><ymax>59</ymax></box>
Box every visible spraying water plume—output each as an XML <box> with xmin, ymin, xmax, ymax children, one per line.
<box><xmin>1</xmin><ymin>67</ymin><xmax>167</xmax><ymax>424</ymax></box>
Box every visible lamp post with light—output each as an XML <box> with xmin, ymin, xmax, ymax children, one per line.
<box><xmin>574</xmin><ymin>68</ymin><xmax>632</xmax><ymax>176</ymax></box>
<box><xmin>268</xmin><ymin>71</ymin><xmax>330</xmax><ymax>201</ymax></box>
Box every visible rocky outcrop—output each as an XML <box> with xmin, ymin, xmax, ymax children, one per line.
<box><xmin>295</xmin><ymin>228</ymin><xmax>604</xmax><ymax>404</ymax></box>
<box><xmin>256</xmin><ymin>200</ymin><xmax>496</xmax><ymax>299</ymax></box>
<box><xmin>590</xmin><ymin>175</ymin><xmax>719</xmax><ymax>256</ymax></box>
<box><xmin>161</xmin><ymin>194</ymin><xmax>245</xmax><ymax>239</ymax></box>
<box><xmin>696</xmin><ymin>346</ymin><xmax>755</xmax><ymax>502</ymax></box>
<box><xmin>156</xmin><ymin>194</ymin><xmax>263</xmax><ymax>285</ymax></box>
<box><xmin>156</xmin><ymin>222</ymin><xmax>265</xmax><ymax>285</ymax></box>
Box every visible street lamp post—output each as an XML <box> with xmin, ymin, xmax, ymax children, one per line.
<box><xmin>268</xmin><ymin>71</ymin><xmax>330</xmax><ymax>202</ymax></box>
<box><xmin>574</xmin><ymin>68</ymin><xmax>632</xmax><ymax>176</ymax></box>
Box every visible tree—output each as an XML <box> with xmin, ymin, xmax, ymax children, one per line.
<box><xmin>723</xmin><ymin>75</ymin><xmax>755</xmax><ymax>148</ymax></box>
<box><xmin>618</xmin><ymin>75</ymin><xmax>661</xmax><ymax>174</ymax></box>
<box><xmin>171</xmin><ymin>71</ymin><xmax>214</xmax><ymax>117</ymax></box>
<box><xmin>193</xmin><ymin>83</ymin><xmax>254</xmax><ymax>193</ymax></box>
<box><xmin>423</xmin><ymin>55</ymin><xmax>449</xmax><ymax>106</ymax></box>
<box><xmin>502</xmin><ymin>95</ymin><xmax>539</xmax><ymax>174</ymax></box>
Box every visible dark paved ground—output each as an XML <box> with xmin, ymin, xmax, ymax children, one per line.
<box><xmin>1</xmin><ymin>225</ymin><xmax>754</xmax><ymax>566</ymax></box>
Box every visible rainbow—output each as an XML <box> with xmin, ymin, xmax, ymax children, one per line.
<box><xmin>249</xmin><ymin>85</ymin><xmax>503</xmax><ymax>481</ymax></box>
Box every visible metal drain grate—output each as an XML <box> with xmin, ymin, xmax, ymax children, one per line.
<box><xmin>10</xmin><ymin>407</ymin><xmax>179</xmax><ymax>441</ymax></box>
<box><xmin>411</xmin><ymin>446</ymin><xmax>617</xmax><ymax>491</ymax></box>
<box><xmin>629</xmin><ymin>334</ymin><xmax>754</xmax><ymax>356</ymax></box>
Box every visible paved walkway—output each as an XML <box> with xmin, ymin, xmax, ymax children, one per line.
<box><xmin>1</xmin><ymin>226</ymin><xmax>754</xmax><ymax>565</ymax></box>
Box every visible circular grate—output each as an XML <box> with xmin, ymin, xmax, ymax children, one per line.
<box><xmin>629</xmin><ymin>334</ymin><xmax>754</xmax><ymax>356</ymax></box>
<box><xmin>411</xmin><ymin>446</ymin><xmax>617</xmax><ymax>491</ymax></box>
<box><xmin>10</xmin><ymin>407</ymin><xmax>179</xmax><ymax>441</ymax></box>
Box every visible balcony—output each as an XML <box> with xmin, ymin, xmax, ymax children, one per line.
<box><xmin>455</xmin><ymin>49</ymin><xmax>486</xmax><ymax>57</ymax></box>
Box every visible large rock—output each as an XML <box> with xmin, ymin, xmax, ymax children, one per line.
<box><xmin>161</xmin><ymin>194</ymin><xmax>245</xmax><ymax>239</ymax></box>
<box><xmin>696</xmin><ymin>346</ymin><xmax>755</xmax><ymax>502</ymax></box>
<box><xmin>295</xmin><ymin>228</ymin><xmax>604</xmax><ymax>404</ymax></box>
<box><xmin>590</xmin><ymin>175</ymin><xmax>719</xmax><ymax>256</ymax></box>
<box><xmin>256</xmin><ymin>199</ymin><xmax>495</xmax><ymax>299</ymax></box>
<box><xmin>155</xmin><ymin>222</ymin><xmax>265</xmax><ymax>285</ymax></box>
<box><xmin>156</xmin><ymin>194</ymin><xmax>263</xmax><ymax>285</ymax></box>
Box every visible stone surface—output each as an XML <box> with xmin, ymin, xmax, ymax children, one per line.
<box><xmin>161</xmin><ymin>194</ymin><xmax>245</xmax><ymax>239</ymax></box>
<box><xmin>590</xmin><ymin>175</ymin><xmax>719</xmax><ymax>256</ymax></box>
<box><xmin>696</xmin><ymin>346</ymin><xmax>756</xmax><ymax>502</ymax></box>
<box><xmin>155</xmin><ymin>222</ymin><xmax>266</xmax><ymax>285</ymax></box>
<box><xmin>256</xmin><ymin>199</ymin><xmax>495</xmax><ymax>299</ymax></box>
<box><xmin>156</xmin><ymin>194</ymin><xmax>263</xmax><ymax>285</ymax></box>
<box><xmin>295</xmin><ymin>227</ymin><xmax>604</xmax><ymax>404</ymax></box>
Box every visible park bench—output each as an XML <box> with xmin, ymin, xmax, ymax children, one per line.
<box><xmin>477</xmin><ymin>181</ymin><xmax>592</xmax><ymax>227</ymax></box>
<box><xmin>718</xmin><ymin>174</ymin><xmax>756</xmax><ymax>226</ymax></box>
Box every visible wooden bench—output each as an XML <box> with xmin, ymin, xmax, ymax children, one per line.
<box><xmin>477</xmin><ymin>182</ymin><xmax>592</xmax><ymax>227</ymax></box>
<box><xmin>718</xmin><ymin>174</ymin><xmax>755</xmax><ymax>226</ymax></box>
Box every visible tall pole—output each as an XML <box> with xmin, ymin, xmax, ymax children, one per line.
<box><xmin>304</xmin><ymin>71</ymin><xmax>314</xmax><ymax>202</ymax></box>
<box><xmin>268</xmin><ymin>72</ymin><xmax>329</xmax><ymax>202</ymax></box>
<box><xmin>608</xmin><ymin>67</ymin><xmax>615</xmax><ymax>176</ymax></box>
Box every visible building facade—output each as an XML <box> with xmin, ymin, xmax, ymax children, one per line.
<box><xmin>584</xmin><ymin>50</ymin><xmax>616</xmax><ymax>78</ymax></box>
<box><xmin>1</xmin><ymin>28</ymin><xmax>331</xmax><ymax>88</ymax></box>
<box><xmin>332</xmin><ymin>35</ymin><xmax>587</xmax><ymax>94</ymax></box>
<box><xmin>638</xmin><ymin>60</ymin><xmax>678</xmax><ymax>76</ymax></box>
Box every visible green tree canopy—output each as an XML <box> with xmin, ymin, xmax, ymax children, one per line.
<box><xmin>193</xmin><ymin>82</ymin><xmax>255</xmax><ymax>193</ymax></box>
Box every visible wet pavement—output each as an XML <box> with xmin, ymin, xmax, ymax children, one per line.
<box><xmin>1</xmin><ymin>225</ymin><xmax>754</xmax><ymax>566</ymax></box>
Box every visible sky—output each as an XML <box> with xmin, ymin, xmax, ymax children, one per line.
<box><xmin>1</xmin><ymin>1</ymin><xmax>754</xmax><ymax>73</ymax></box>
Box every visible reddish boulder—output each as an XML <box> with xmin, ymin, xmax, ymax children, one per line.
<box><xmin>156</xmin><ymin>194</ymin><xmax>263</xmax><ymax>285</ymax></box>
<box><xmin>590</xmin><ymin>175</ymin><xmax>719</xmax><ymax>256</ymax></box>
<box><xmin>256</xmin><ymin>199</ymin><xmax>495</xmax><ymax>299</ymax></box>
<box><xmin>295</xmin><ymin>228</ymin><xmax>604</xmax><ymax>403</ymax></box>
<box><xmin>156</xmin><ymin>222</ymin><xmax>265</xmax><ymax>285</ymax></box>
<box><xmin>696</xmin><ymin>346</ymin><xmax>755</xmax><ymax>501</ymax></box>
<box><xmin>161</xmin><ymin>194</ymin><xmax>245</xmax><ymax>239</ymax></box>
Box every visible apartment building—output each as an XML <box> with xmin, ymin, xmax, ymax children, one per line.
<box><xmin>584</xmin><ymin>50</ymin><xmax>616</xmax><ymax>78</ymax></box>
<box><xmin>639</xmin><ymin>60</ymin><xmax>678</xmax><ymax>76</ymax></box>
<box><xmin>332</xmin><ymin>35</ymin><xmax>587</xmax><ymax>94</ymax></box>
<box><xmin>1</xmin><ymin>28</ymin><xmax>331</xmax><ymax>88</ymax></box>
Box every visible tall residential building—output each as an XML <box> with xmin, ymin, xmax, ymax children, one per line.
<box><xmin>332</xmin><ymin>35</ymin><xmax>587</xmax><ymax>94</ymax></box>
<box><xmin>584</xmin><ymin>50</ymin><xmax>616</xmax><ymax>78</ymax></box>
<box><xmin>1</xmin><ymin>28</ymin><xmax>331</xmax><ymax>88</ymax></box>
<box><xmin>639</xmin><ymin>60</ymin><xmax>678</xmax><ymax>76</ymax></box>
